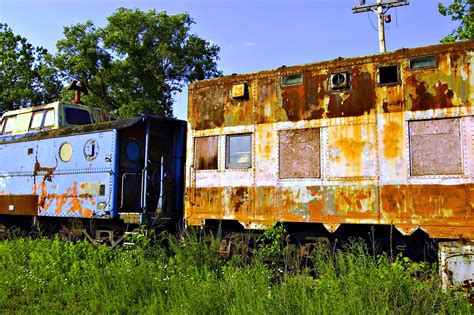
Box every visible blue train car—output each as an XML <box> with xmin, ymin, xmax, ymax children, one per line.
<box><xmin>0</xmin><ymin>115</ymin><xmax>186</xmax><ymax>225</ymax></box>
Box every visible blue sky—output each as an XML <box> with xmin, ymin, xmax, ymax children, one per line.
<box><xmin>0</xmin><ymin>0</ymin><xmax>460</xmax><ymax>119</ymax></box>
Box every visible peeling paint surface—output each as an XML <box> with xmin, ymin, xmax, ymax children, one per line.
<box><xmin>439</xmin><ymin>242</ymin><xmax>474</xmax><ymax>300</ymax></box>
<box><xmin>186</xmin><ymin>41</ymin><xmax>474</xmax><ymax>239</ymax></box>
<box><xmin>0</xmin><ymin>130</ymin><xmax>116</xmax><ymax>218</ymax></box>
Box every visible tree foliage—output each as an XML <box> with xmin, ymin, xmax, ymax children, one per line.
<box><xmin>438</xmin><ymin>0</ymin><xmax>474</xmax><ymax>42</ymax></box>
<box><xmin>0</xmin><ymin>23</ymin><xmax>62</xmax><ymax>112</ymax></box>
<box><xmin>55</xmin><ymin>8</ymin><xmax>221</xmax><ymax>118</ymax></box>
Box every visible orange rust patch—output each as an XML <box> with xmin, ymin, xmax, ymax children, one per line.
<box><xmin>380</xmin><ymin>184</ymin><xmax>474</xmax><ymax>230</ymax></box>
<box><xmin>34</xmin><ymin>161</ymin><xmax>56</xmax><ymax>182</ymax></box>
<box><xmin>0</xmin><ymin>195</ymin><xmax>38</xmax><ymax>215</ymax></box>
<box><xmin>281</xmin><ymin>73</ymin><xmax>326</xmax><ymax>121</ymax></box>
<box><xmin>309</xmin><ymin>200</ymin><xmax>324</xmax><ymax>215</ymax></box>
<box><xmin>37</xmin><ymin>181</ymin><xmax>96</xmax><ymax>217</ymax></box>
<box><xmin>231</xmin><ymin>187</ymin><xmax>251</xmax><ymax>214</ymax></box>
<box><xmin>189</xmin><ymin>41</ymin><xmax>471</xmax><ymax>129</ymax></box>
<box><xmin>336</xmin><ymin>137</ymin><xmax>366</xmax><ymax>163</ymax></box>
<box><xmin>383</xmin><ymin>121</ymin><xmax>402</xmax><ymax>159</ymax></box>
<box><xmin>381</xmin><ymin>84</ymin><xmax>405</xmax><ymax>113</ymax></box>
<box><xmin>327</xmin><ymin>67</ymin><xmax>376</xmax><ymax>118</ymax></box>
<box><xmin>187</xmin><ymin>184</ymin><xmax>474</xmax><ymax>239</ymax></box>
<box><xmin>408</xmin><ymin>184</ymin><xmax>470</xmax><ymax>219</ymax></box>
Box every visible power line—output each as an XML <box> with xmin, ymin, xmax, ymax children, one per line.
<box><xmin>352</xmin><ymin>0</ymin><xmax>409</xmax><ymax>53</ymax></box>
<box><xmin>367</xmin><ymin>11</ymin><xmax>378</xmax><ymax>31</ymax></box>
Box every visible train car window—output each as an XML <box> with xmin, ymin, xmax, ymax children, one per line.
<box><xmin>281</xmin><ymin>74</ymin><xmax>303</xmax><ymax>87</ymax></box>
<box><xmin>409</xmin><ymin>118</ymin><xmax>462</xmax><ymax>176</ymax></box>
<box><xmin>226</xmin><ymin>134</ymin><xmax>252</xmax><ymax>169</ymax></box>
<box><xmin>43</xmin><ymin>109</ymin><xmax>55</xmax><ymax>128</ymax></box>
<box><xmin>59</xmin><ymin>142</ymin><xmax>73</xmax><ymax>162</ymax></box>
<box><xmin>279</xmin><ymin>128</ymin><xmax>320</xmax><ymax>178</ymax></box>
<box><xmin>29</xmin><ymin>111</ymin><xmax>44</xmax><ymax>130</ymax></box>
<box><xmin>126</xmin><ymin>139</ymin><xmax>141</xmax><ymax>162</ymax></box>
<box><xmin>2</xmin><ymin>116</ymin><xmax>16</xmax><ymax>134</ymax></box>
<box><xmin>195</xmin><ymin>136</ymin><xmax>218</xmax><ymax>170</ymax></box>
<box><xmin>378</xmin><ymin>65</ymin><xmax>399</xmax><ymax>85</ymax></box>
<box><xmin>65</xmin><ymin>107</ymin><xmax>92</xmax><ymax>125</ymax></box>
<box><xmin>410</xmin><ymin>55</ymin><xmax>436</xmax><ymax>70</ymax></box>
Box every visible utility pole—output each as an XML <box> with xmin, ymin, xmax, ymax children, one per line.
<box><xmin>352</xmin><ymin>0</ymin><xmax>409</xmax><ymax>53</ymax></box>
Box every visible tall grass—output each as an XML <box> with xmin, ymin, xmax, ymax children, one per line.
<box><xmin>0</xmin><ymin>230</ymin><xmax>470</xmax><ymax>314</ymax></box>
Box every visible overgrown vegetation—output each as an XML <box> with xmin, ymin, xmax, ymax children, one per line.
<box><xmin>0</xmin><ymin>23</ymin><xmax>63</xmax><ymax>111</ymax></box>
<box><xmin>1</xmin><ymin>7</ymin><xmax>221</xmax><ymax>117</ymax></box>
<box><xmin>0</xmin><ymin>228</ymin><xmax>471</xmax><ymax>314</ymax></box>
<box><xmin>439</xmin><ymin>0</ymin><xmax>474</xmax><ymax>42</ymax></box>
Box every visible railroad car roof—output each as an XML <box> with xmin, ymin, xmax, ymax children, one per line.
<box><xmin>0</xmin><ymin>115</ymin><xmax>185</xmax><ymax>144</ymax></box>
<box><xmin>189</xmin><ymin>40</ymin><xmax>473</xmax><ymax>90</ymax></box>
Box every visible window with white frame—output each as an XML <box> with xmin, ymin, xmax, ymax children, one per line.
<box><xmin>226</xmin><ymin>134</ymin><xmax>252</xmax><ymax>169</ymax></box>
<box><xmin>29</xmin><ymin>111</ymin><xmax>44</xmax><ymax>130</ymax></box>
<box><xmin>43</xmin><ymin>109</ymin><xmax>55</xmax><ymax>128</ymax></box>
<box><xmin>2</xmin><ymin>116</ymin><xmax>16</xmax><ymax>134</ymax></box>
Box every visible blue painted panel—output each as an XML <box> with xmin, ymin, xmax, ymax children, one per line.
<box><xmin>0</xmin><ymin>130</ymin><xmax>118</xmax><ymax>218</ymax></box>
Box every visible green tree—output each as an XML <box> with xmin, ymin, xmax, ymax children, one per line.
<box><xmin>55</xmin><ymin>8</ymin><xmax>221</xmax><ymax>118</ymax></box>
<box><xmin>0</xmin><ymin>23</ymin><xmax>63</xmax><ymax>112</ymax></box>
<box><xmin>438</xmin><ymin>0</ymin><xmax>474</xmax><ymax>42</ymax></box>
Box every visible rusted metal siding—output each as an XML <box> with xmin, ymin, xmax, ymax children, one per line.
<box><xmin>0</xmin><ymin>130</ymin><xmax>117</xmax><ymax>219</ymax></box>
<box><xmin>0</xmin><ymin>195</ymin><xmax>38</xmax><ymax>216</ymax></box>
<box><xmin>186</xmin><ymin>184</ymin><xmax>378</xmax><ymax>227</ymax></box>
<box><xmin>186</xmin><ymin>41</ymin><xmax>474</xmax><ymax>239</ymax></box>
<box><xmin>328</xmin><ymin>123</ymin><xmax>377</xmax><ymax>178</ymax></box>
<box><xmin>405</xmin><ymin>51</ymin><xmax>472</xmax><ymax>112</ymax></box>
<box><xmin>255</xmin><ymin>77</ymin><xmax>286</xmax><ymax>124</ymax></box>
<box><xmin>189</xmin><ymin>42</ymin><xmax>472</xmax><ymax>130</ymax></box>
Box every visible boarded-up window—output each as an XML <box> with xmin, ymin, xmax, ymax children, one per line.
<box><xmin>195</xmin><ymin>136</ymin><xmax>218</xmax><ymax>170</ymax></box>
<box><xmin>279</xmin><ymin>128</ymin><xmax>320</xmax><ymax>178</ymax></box>
<box><xmin>409</xmin><ymin>118</ymin><xmax>462</xmax><ymax>176</ymax></box>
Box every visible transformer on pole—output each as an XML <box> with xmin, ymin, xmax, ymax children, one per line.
<box><xmin>352</xmin><ymin>0</ymin><xmax>410</xmax><ymax>53</ymax></box>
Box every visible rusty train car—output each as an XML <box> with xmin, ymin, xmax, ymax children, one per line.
<box><xmin>0</xmin><ymin>40</ymin><xmax>473</xmax><ymax>270</ymax></box>
<box><xmin>185</xmin><ymin>40</ymin><xmax>474</xmax><ymax>253</ymax></box>
<box><xmin>0</xmin><ymin>100</ymin><xmax>187</xmax><ymax>242</ymax></box>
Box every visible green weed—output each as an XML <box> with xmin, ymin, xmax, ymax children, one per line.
<box><xmin>0</xmin><ymin>230</ymin><xmax>470</xmax><ymax>314</ymax></box>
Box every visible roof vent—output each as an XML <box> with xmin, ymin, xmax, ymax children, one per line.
<box><xmin>67</xmin><ymin>80</ymin><xmax>88</xmax><ymax>105</ymax></box>
<box><xmin>330</xmin><ymin>72</ymin><xmax>350</xmax><ymax>90</ymax></box>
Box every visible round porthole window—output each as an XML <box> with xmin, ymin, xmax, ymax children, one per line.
<box><xmin>84</xmin><ymin>139</ymin><xmax>99</xmax><ymax>161</ymax></box>
<box><xmin>59</xmin><ymin>142</ymin><xmax>73</xmax><ymax>162</ymax></box>
<box><xmin>126</xmin><ymin>140</ymin><xmax>141</xmax><ymax>162</ymax></box>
